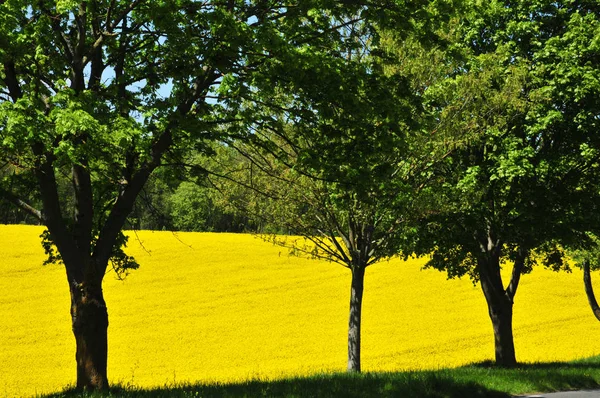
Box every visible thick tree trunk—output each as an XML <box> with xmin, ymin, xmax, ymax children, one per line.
<box><xmin>70</xmin><ymin>281</ymin><xmax>109</xmax><ymax>390</ymax></box>
<box><xmin>348</xmin><ymin>265</ymin><xmax>365</xmax><ymax>372</ymax></box>
<box><xmin>478</xmin><ymin>253</ymin><xmax>518</xmax><ymax>367</ymax></box>
<box><xmin>583</xmin><ymin>260</ymin><xmax>600</xmax><ymax>321</ymax></box>
<box><xmin>486</xmin><ymin>295</ymin><xmax>516</xmax><ymax>367</ymax></box>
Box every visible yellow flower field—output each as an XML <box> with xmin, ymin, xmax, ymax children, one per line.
<box><xmin>1</xmin><ymin>224</ymin><xmax>600</xmax><ymax>397</ymax></box>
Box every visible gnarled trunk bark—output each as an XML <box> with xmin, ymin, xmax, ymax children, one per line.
<box><xmin>583</xmin><ymin>260</ymin><xmax>600</xmax><ymax>321</ymax></box>
<box><xmin>348</xmin><ymin>265</ymin><xmax>365</xmax><ymax>372</ymax></box>
<box><xmin>70</xmin><ymin>280</ymin><xmax>109</xmax><ymax>390</ymax></box>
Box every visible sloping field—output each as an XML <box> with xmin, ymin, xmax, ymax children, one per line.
<box><xmin>1</xmin><ymin>225</ymin><xmax>600</xmax><ymax>397</ymax></box>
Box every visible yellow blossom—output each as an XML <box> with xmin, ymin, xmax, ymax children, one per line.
<box><xmin>1</xmin><ymin>225</ymin><xmax>600</xmax><ymax>397</ymax></box>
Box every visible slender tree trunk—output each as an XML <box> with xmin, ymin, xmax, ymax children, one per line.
<box><xmin>583</xmin><ymin>260</ymin><xmax>600</xmax><ymax>321</ymax></box>
<box><xmin>478</xmin><ymin>254</ymin><xmax>518</xmax><ymax>367</ymax></box>
<box><xmin>69</xmin><ymin>279</ymin><xmax>109</xmax><ymax>390</ymax></box>
<box><xmin>348</xmin><ymin>265</ymin><xmax>365</xmax><ymax>372</ymax></box>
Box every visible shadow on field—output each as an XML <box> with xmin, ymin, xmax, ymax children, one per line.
<box><xmin>461</xmin><ymin>359</ymin><xmax>600</xmax><ymax>394</ymax></box>
<box><xmin>44</xmin><ymin>372</ymin><xmax>510</xmax><ymax>398</ymax></box>
<box><xmin>44</xmin><ymin>359</ymin><xmax>600</xmax><ymax>398</ymax></box>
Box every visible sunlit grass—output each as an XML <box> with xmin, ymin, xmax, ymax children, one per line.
<box><xmin>1</xmin><ymin>224</ymin><xmax>600</xmax><ymax>397</ymax></box>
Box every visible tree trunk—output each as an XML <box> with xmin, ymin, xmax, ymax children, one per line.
<box><xmin>70</xmin><ymin>281</ymin><xmax>109</xmax><ymax>390</ymax></box>
<box><xmin>486</xmin><ymin>295</ymin><xmax>516</xmax><ymax>367</ymax></box>
<box><xmin>478</xmin><ymin>254</ymin><xmax>518</xmax><ymax>367</ymax></box>
<box><xmin>348</xmin><ymin>265</ymin><xmax>365</xmax><ymax>372</ymax></box>
<box><xmin>583</xmin><ymin>260</ymin><xmax>600</xmax><ymax>321</ymax></box>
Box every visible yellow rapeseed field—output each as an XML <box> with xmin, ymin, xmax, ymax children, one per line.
<box><xmin>1</xmin><ymin>224</ymin><xmax>600</xmax><ymax>397</ymax></box>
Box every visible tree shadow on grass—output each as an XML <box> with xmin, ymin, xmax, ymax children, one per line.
<box><xmin>471</xmin><ymin>358</ymin><xmax>600</xmax><ymax>370</ymax></box>
<box><xmin>462</xmin><ymin>360</ymin><xmax>600</xmax><ymax>394</ymax></box>
<box><xmin>44</xmin><ymin>372</ymin><xmax>510</xmax><ymax>398</ymax></box>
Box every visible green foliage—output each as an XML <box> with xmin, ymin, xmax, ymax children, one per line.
<box><xmin>168</xmin><ymin>181</ymin><xmax>250</xmax><ymax>232</ymax></box>
<box><xmin>570</xmin><ymin>234</ymin><xmax>600</xmax><ymax>272</ymax></box>
<box><xmin>41</xmin><ymin>228</ymin><xmax>139</xmax><ymax>279</ymax></box>
<box><xmin>414</xmin><ymin>0</ymin><xmax>600</xmax><ymax>279</ymax></box>
<box><xmin>211</xmin><ymin>3</ymin><xmax>466</xmax><ymax>269</ymax></box>
<box><xmin>107</xmin><ymin>232</ymin><xmax>140</xmax><ymax>280</ymax></box>
<box><xmin>1</xmin><ymin>1</ymin><xmax>397</xmax><ymax>272</ymax></box>
<box><xmin>40</xmin><ymin>229</ymin><xmax>61</xmax><ymax>266</ymax></box>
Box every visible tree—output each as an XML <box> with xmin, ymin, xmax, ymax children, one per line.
<box><xmin>222</xmin><ymin>102</ymin><xmax>418</xmax><ymax>373</ymax></box>
<box><xmin>413</xmin><ymin>0</ymin><xmax>600</xmax><ymax>367</ymax></box>
<box><xmin>214</xmin><ymin>5</ymin><xmax>457</xmax><ymax>371</ymax></box>
<box><xmin>0</xmin><ymin>1</ymin><xmax>374</xmax><ymax>389</ymax></box>
<box><xmin>567</xmin><ymin>234</ymin><xmax>600</xmax><ymax>321</ymax></box>
<box><xmin>583</xmin><ymin>251</ymin><xmax>600</xmax><ymax>322</ymax></box>
<box><xmin>127</xmin><ymin>167</ymin><xmax>177</xmax><ymax>231</ymax></box>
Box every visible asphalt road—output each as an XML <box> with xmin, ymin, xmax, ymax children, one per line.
<box><xmin>518</xmin><ymin>390</ymin><xmax>600</xmax><ymax>398</ymax></box>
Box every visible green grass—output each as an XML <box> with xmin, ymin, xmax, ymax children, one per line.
<box><xmin>43</xmin><ymin>356</ymin><xmax>600</xmax><ymax>398</ymax></box>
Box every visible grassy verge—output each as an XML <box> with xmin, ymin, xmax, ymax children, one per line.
<box><xmin>43</xmin><ymin>356</ymin><xmax>600</xmax><ymax>398</ymax></box>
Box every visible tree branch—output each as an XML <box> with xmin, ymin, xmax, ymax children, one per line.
<box><xmin>583</xmin><ymin>259</ymin><xmax>600</xmax><ymax>322</ymax></box>
<box><xmin>0</xmin><ymin>186</ymin><xmax>42</xmax><ymax>221</ymax></box>
<box><xmin>2</xmin><ymin>61</ymin><xmax>22</xmax><ymax>101</ymax></box>
<box><xmin>31</xmin><ymin>143</ymin><xmax>80</xmax><ymax>276</ymax></box>
<box><xmin>72</xmin><ymin>162</ymin><xmax>94</xmax><ymax>261</ymax></box>
<box><xmin>93</xmin><ymin>72</ymin><xmax>217</xmax><ymax>271</ymax></box>
<box><xmin>83</xmin><ymin>0</ymin><xmax>146</xmax><ymax>66</ymax></box>
<box><xmin>505</xmin><ymin>249</ymin><xmax>526</xmax><ymax>302</ymax></box>
<box><xmin>40</xmin><ymin>6</ymin><xmax>75</xmax><ymax>62</ymax></box>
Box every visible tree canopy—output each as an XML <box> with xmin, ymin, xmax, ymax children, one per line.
<box><xmin>0</xmin><ymin>0</ymin><xmax>417</xmax><ymax>389</ymax></box>
<box><xmin>412</xmin><ymin>0</ymin><xmax>600</xmax><ymax>366</ymax></box>
<box><xmin>2</xmin><ymin>0</ymin><xmax>600</xmax><ymax>387</ymax></box>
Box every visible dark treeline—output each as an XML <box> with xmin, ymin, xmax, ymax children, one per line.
<box><xmin>1</xmin><ymin>150</ymin><xmax>270</xmax><ymax>233</ymax></box>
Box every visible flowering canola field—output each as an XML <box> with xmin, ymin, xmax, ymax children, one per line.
<box><xmin>1</xmin><ymin>225</ymin><xmax>600</xmax><ymax>396</ymax></box>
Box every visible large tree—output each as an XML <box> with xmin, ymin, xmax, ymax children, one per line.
<box><xmin>0</xmin><ymin>0</ymin><xmax>379</xmax><ymax>389</ymax></box>
<box><xmin>213</xmin><ymin>5</ymin><xmax>458</xmax><ymax>371</ymax></box>
<box><xmin>414</xmin><ymin>0</ymin><xmax>600</xmax><ymax>367</ymax></box>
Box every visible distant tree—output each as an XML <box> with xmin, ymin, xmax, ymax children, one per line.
<box><xmin>160</xmin><ymin>145</ymin><xmax>259</xmax><ymax>232</ymax></box>
<box><xmin>202</xmin><ymin>143</ymin><xmax>295</xmax><ymax>233</ymax></box>
<box><xmin>0</xmin><ymin>1</ymin><xmax>378</xmax><ymax>390</ymax></box>
<box><xmin>128</xmin><ymin>168</ymin><xmax>177</xmax><ymax>231</ymax></box>
<box><xmin>168</xmin><ymin>181</ymin><xmax>249</xmax><ymax>232</ymax></box>
<box><xmin>413</xmin><ymin>0</ymin><xmax>600</xmax><ymax>367</ymax></box>
<box><xmin>224</xmin><ymin>101</ymin><xmax>418</xmax><ymax>373</ymax></box>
